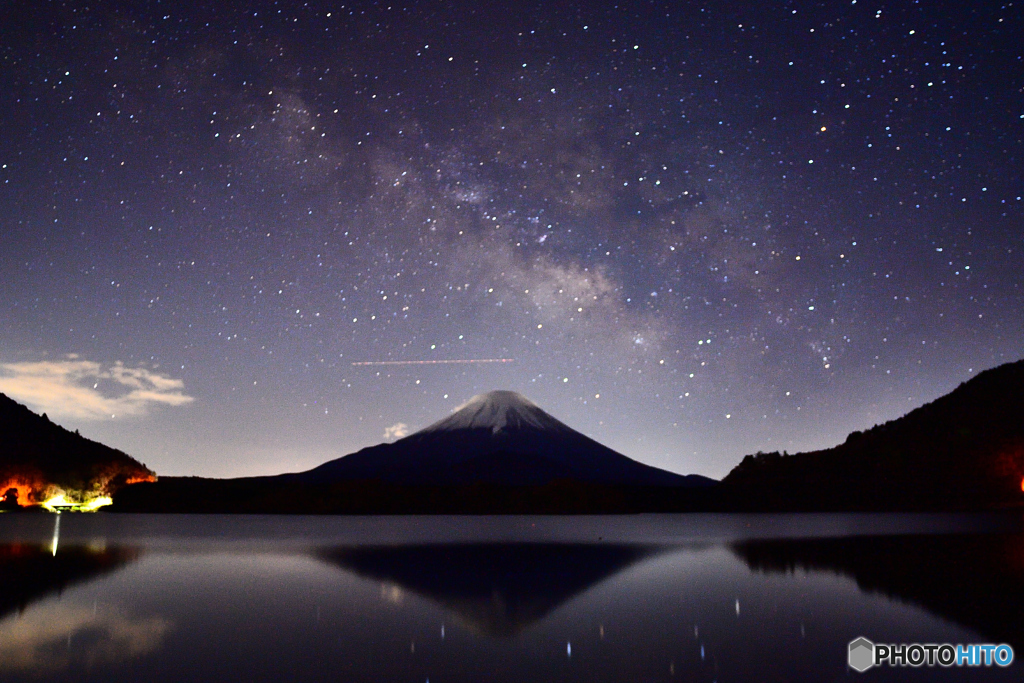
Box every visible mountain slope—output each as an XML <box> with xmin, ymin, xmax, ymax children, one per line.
<box><xmin>722</xmin><ymin>359</ymin><xmax>1024</xmax><ymax>510</ymax></box>
<box><xmin>112</xmin><ymin>390</ymin><xmax>716</xmax><ymax>513</ymax></box>
<box><xmin>0</xmin><ymin>393</ymin><xmax>155</xmax><ymax>507</ymax></box>
<box><xmin>295</xmin><ymin>390</ymin><xmax>710</xmax><ymax>488</ymax></box>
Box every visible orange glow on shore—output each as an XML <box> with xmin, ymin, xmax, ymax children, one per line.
<box><xmin>1</xmin><ymin>471</ymin><xmax>155</xmax><ymax>511</ymax></box>
<box><xmin>0</xmin><ymin>477</ymin><xmax>48</xmax><ymax>506</ymax></box>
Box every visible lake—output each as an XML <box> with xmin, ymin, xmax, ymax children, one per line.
<box><xmin>0</xmin><ymin>512</ymin><xmax>1021</xmax><ymax>681</ymax></box>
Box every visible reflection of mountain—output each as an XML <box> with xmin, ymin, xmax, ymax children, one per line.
<box><xmin>0</xmin><ymin>542</ymin><xmax>141</xmax><ymax>619</ymax></box>
<box><xmin>319</xmin><ymin>543</ymin><xmax>659</xmax><ymax>637</ymax></box>
<box><xmin>732</xmin><ymin>534</ymin><xmax>1024</xmax><ymax>649</ymax></box>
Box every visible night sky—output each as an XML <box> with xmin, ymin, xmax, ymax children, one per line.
<box><xmin>1</xmin><ymin>1</ymin><xmax>1021</xmax><ymax>479</ymax></box>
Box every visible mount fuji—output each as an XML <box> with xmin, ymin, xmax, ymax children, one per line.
<box><xmin>112</xmin><ymin>390</ymin><xmax>715</xmax><ymax>513</ymax></box>
<box><xmin>291</xmin><ymin>390</ymin><xmax>711</xmax><ymax>488</ymax></box>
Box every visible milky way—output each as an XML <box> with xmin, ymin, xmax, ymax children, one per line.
<box><xmin>1</xmin><ymin>1</ymin><xmax>1021</xmax><ymax>478</ymax></box>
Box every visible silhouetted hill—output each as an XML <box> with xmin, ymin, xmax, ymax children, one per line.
<box><xmin>112</xmin><ymin>390</ymin><xmax>715</xmax><ymax>513</ymax></box>
<box><xmin>0</xmin><ymin>393</ymin><xmax>155</xmax><ymax>507</ymax></box>
<box><xmin>722</xmin><ymin>359</ymin><xmax>1024</xmax><ymax>510</ymax></box>
<box><xmin>294</xmin><ymin>391</ymin><xmax>711</xmax><ymax>488</ymax></box>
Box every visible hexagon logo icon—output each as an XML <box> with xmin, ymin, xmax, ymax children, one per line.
<box><xmin>848</xmin><ymin>637</ymin><xmax>875</xmax><ymax>672</ymax></box>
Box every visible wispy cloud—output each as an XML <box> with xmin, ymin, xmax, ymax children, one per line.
<box><xmin>0</xmin><ymin>357</ymin><xmax>194</xmax><ymax>420</ymax></box>
<box><xmin>383</xmin><ymin>422</ymin><xmax>409</xmax><ymax>441</ymax></box>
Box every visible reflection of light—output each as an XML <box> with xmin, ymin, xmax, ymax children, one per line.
<box><xmin>735</xmin><ymin>598</ymin><xmax>740</xmax><ymax>616</ymax></box>
<box><xmin>50</xmin><ymin>513</ymin><xmax>60</xmax><ymax>556</ymax></box>
<box><xmin>567</xmin><ymin>642</ymin><xmax>571</xmax><ymax>658</ymax></box>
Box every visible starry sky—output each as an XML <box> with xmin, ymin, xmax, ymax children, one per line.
<box><xmin>1</xmin><ymin>0</ymin><xmax>1021</xmax><ymax>480</ymax></box>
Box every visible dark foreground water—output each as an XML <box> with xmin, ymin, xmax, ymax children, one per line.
<box><xmin>0</xmin><ymin>513</ymin><xmax>1021</xmax><ymax>682</ymax></box>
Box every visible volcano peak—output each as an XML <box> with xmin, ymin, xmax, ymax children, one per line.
<box><xmin>418</xmin><ymin>390</ymin><xmax>573</xmax><ymax>435</ymax></box>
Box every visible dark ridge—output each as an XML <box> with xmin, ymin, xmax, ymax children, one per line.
<box><xmin>721</xmin><ymin>359</ymin><xmax>1024</xmax><ymax>511</ymax></box>
<box><xmin>0</xmin><ymin>393</ymin><xmax>156</xmax><ymax>505</ymax></box>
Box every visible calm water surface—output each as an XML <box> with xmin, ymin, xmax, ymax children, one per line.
<box><xmin>0</xmin><ymin>513</ymin><xmax>1021</xmax><ymax>682</ymax></box>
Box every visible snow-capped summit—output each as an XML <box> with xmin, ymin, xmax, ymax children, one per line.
<box><xmin>419</xmin><ymin>390</ymin><xmax>573</xmax><ymax>435</ymax></box>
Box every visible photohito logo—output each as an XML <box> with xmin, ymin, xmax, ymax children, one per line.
<box><xmin>848</xmin><ymin>637</ymin><xmax>1014</xmax><ymax>671</ymax></box>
